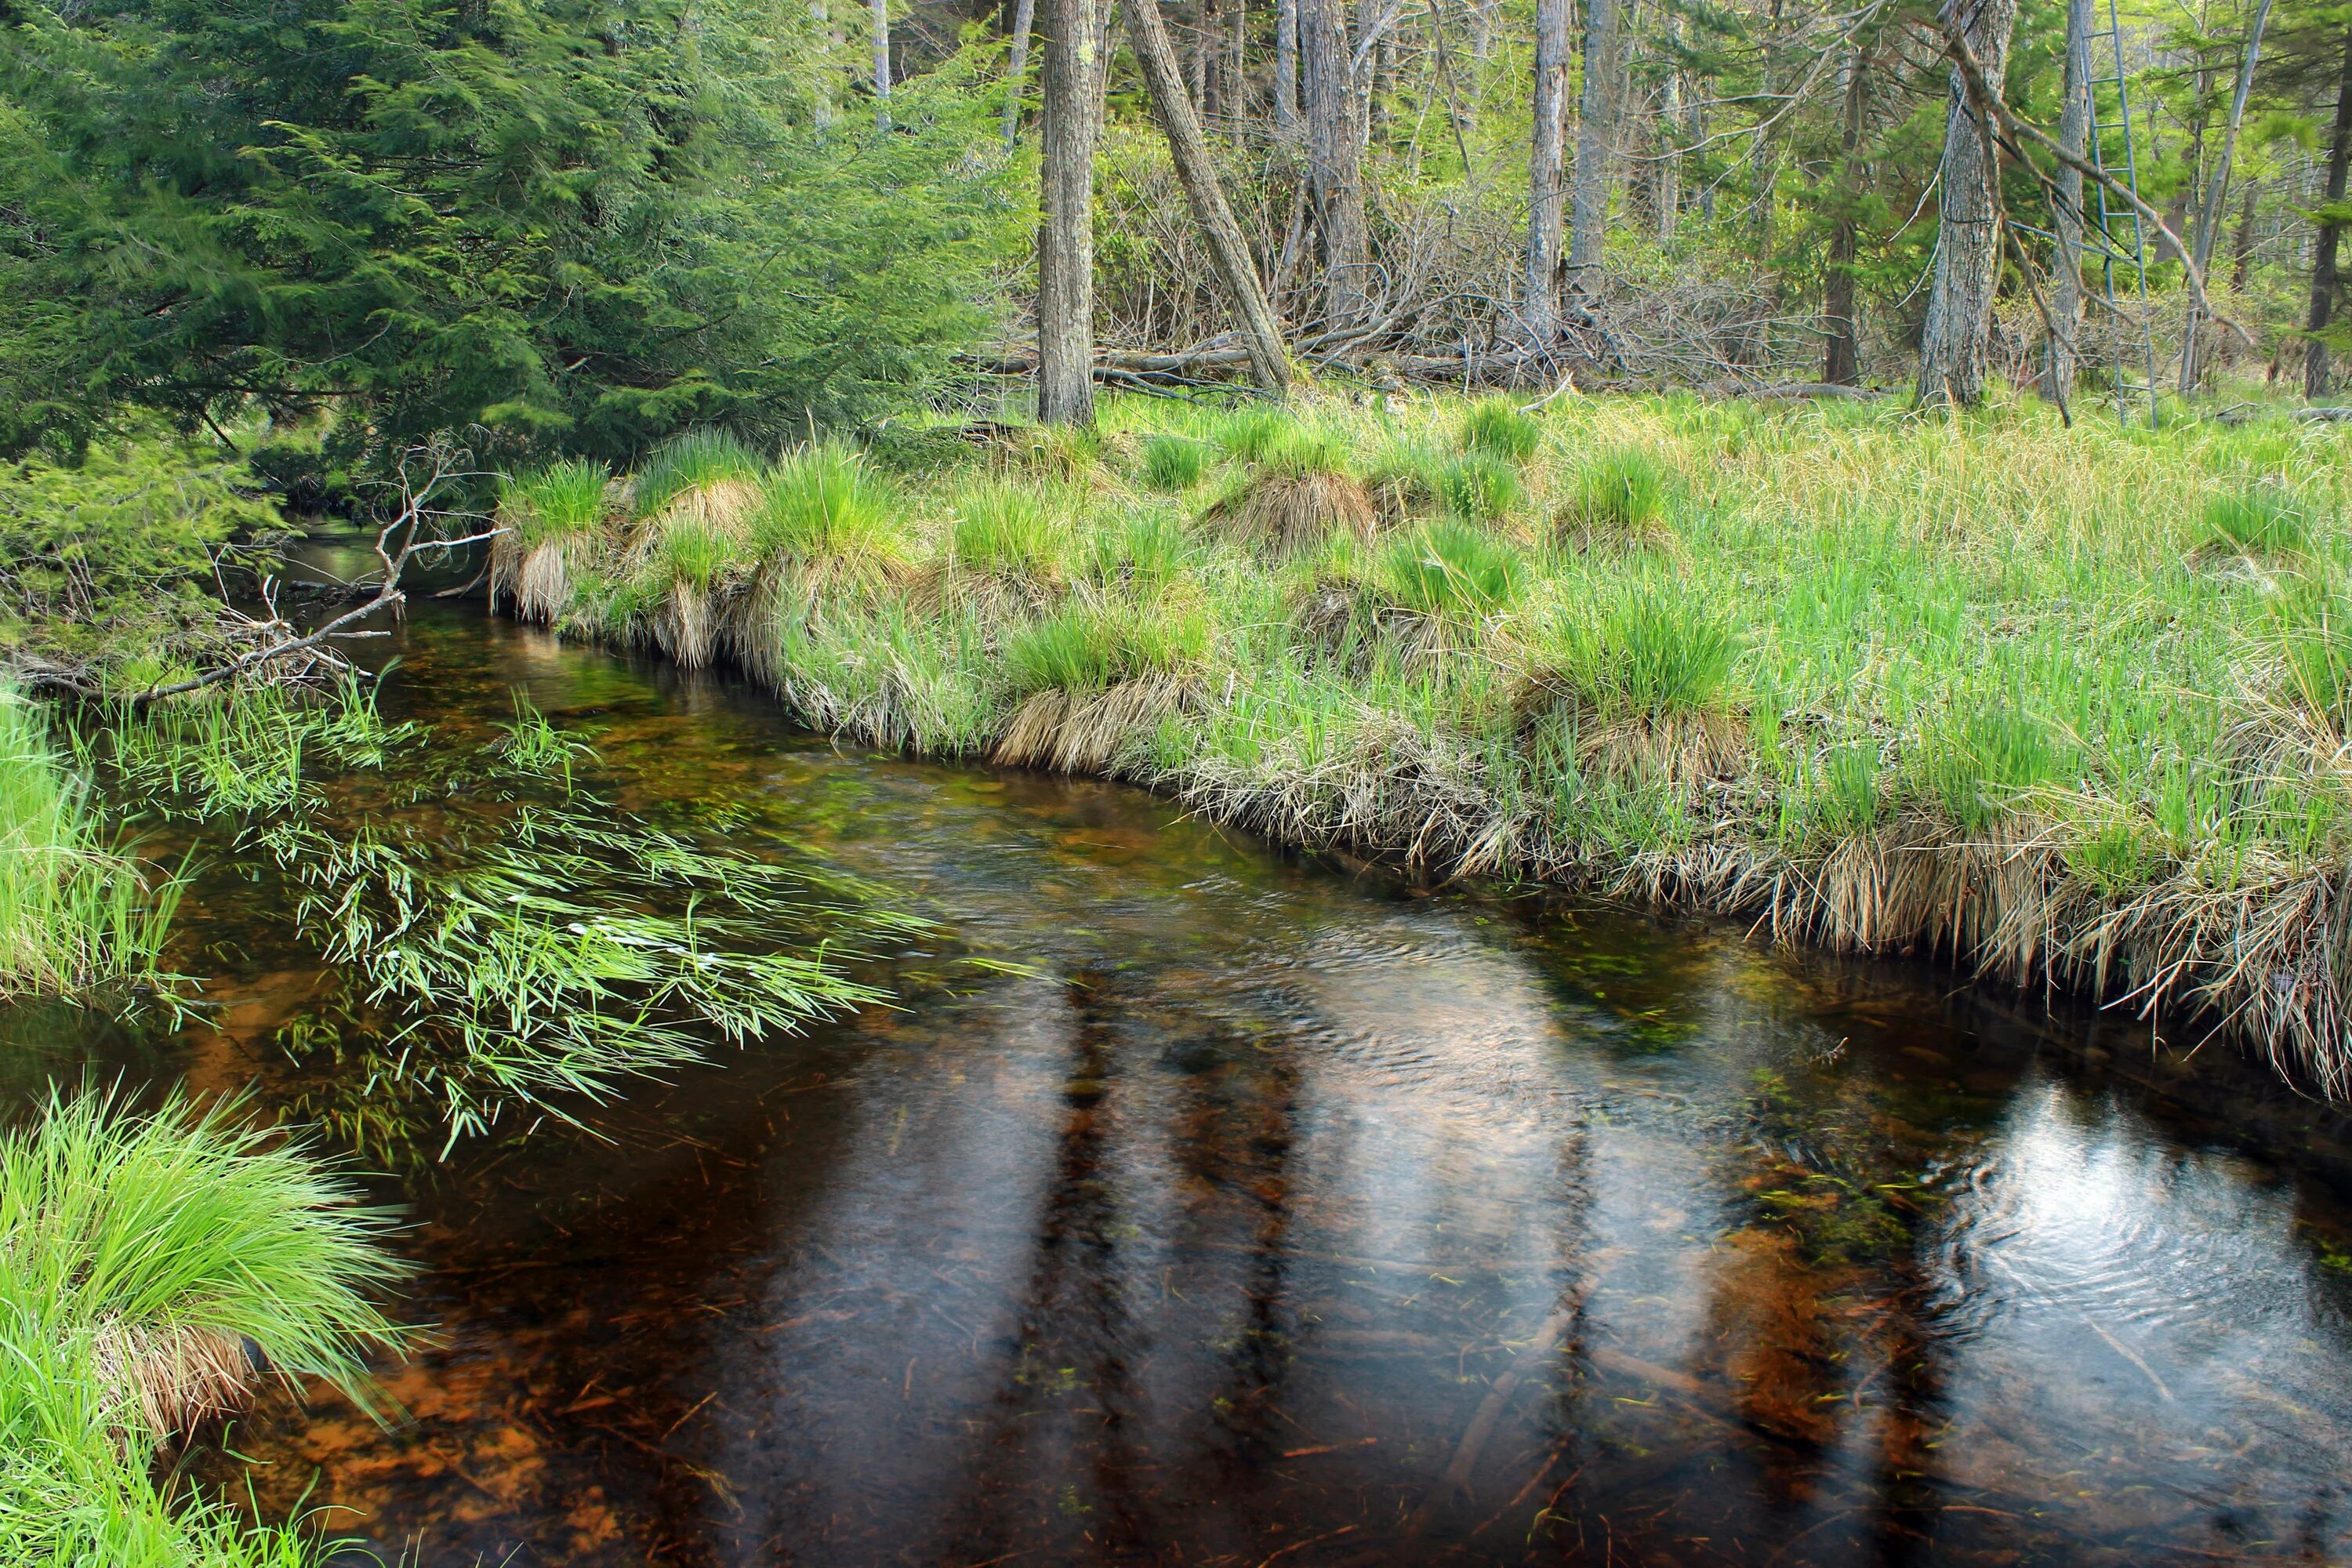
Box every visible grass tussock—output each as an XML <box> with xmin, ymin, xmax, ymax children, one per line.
<box><xmin>510</xmin><ymin>390</ymin><xmax>2352</xmax><ymax>1098</ymax></box>
<box><xmin>0</xmin><ymin>1086</ymin><xmax>405</xmax><ymax>1566</ymax></box>
<box><xmin>493</xmin><ymin>459</ymin><xmax>611</xmax><ymax>624</ymax></box>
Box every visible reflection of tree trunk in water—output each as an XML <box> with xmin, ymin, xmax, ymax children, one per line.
<box><xmin>942</xmin><ymin>973</ymin><xmax>1149</xmax><ymax>1556</ymax></box>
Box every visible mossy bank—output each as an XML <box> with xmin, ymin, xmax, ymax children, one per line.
<box><xmin>496</xmin><ymin>390</ymin><xmax>2352</xmax><ymax>1095</ymax></box>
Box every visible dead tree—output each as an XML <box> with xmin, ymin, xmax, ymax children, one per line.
<box><xmin>1126</xmin><ymin>0</ymin><xmax>1296</xmax><ymax>390</ymax></box>
<box><xmin>1523</xmin><ymin>0</ymin><xmax>1572</xmax><ymax>340</ymax></box>
<box><xmin>2311</xmin><ymin>23</ymin><xmax>2352</xmax><ymax>398</ymax></box>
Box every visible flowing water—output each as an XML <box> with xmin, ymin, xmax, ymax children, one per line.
<box><xmin>14</xmin><ymin>603</ymin><xmax>2352</xmax><ymax>1567</ymax></box>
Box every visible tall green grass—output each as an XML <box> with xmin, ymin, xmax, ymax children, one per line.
<box><xmin>630</xmin><ymin>429</ymin><xmax>766</xmax><ymax>519</ymax></box>
<box><xmin>0</xmin><ymin>1087</ymin><xmax>405</xmax><ymax>1566</ymax></box>
<box><xmin>499</xmin><ymin>459</ymin><xmax>609</xmax><ymax>546</ymax></box>
<box><xmin>0</xmin><ymin>690</ymin><xmax>176</xmax><ymax>994</ymax></box>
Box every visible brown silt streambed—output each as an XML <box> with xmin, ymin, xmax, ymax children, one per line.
<box><xmin>14</xmin><ymin>605</ymin><xmax>2352</xmax><ymax>1566</ymax></box>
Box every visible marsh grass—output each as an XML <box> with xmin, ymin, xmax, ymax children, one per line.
<box><xmin>1</xmin><ymin>690</ymin><xmax>177</xmax><ymax>993</ymax></box>
<box><xmin>493</xmin><ymin>459</ymin><xmax>610</xmax><ymax>623</ymax></box>
<box><xmin>0</xmin><ymin>1086</ymin><xmax>403</xmax><ymax>1566</ymax></box>
<box><xmin>495</xmin><ymin>690</ymin><xmax>597</xmax><ymax>789</ymax></box>
<box><xmin>1139</xmin><ymin>434</ymin><xmax>1211</xmax><ymax>491</ymax></box>
<box><xmin>524</xmin><ymin>391</ymin><xmax>2352</xmax><ymax>1096</ymax></box>
<box><xmin>1460</xmin><ymin>397</ymin><xmax>1542</xmax><ymax>462</ymax></box>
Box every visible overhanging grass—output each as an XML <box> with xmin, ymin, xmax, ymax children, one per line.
<box><xmin>0</xmin><ymin>1087</ymin><xmax>404</xmax><ymax>1566</ymax></box>
<box><xmin>525</xmin><ymin>390</ymin><xmax>2352</xmax><ymax>1096</ymax></box>
<box><xmin>0</xmin><ymin>688</ymin><xmax>177</xmax><ymax>993</ymax></box>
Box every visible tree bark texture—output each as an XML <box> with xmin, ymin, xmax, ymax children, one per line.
<box><xmin>1125</xmin><ymin>0</ymin><xmax>1295</xmax><ymax>390</ymax></box>
<box><xmin>1276</xmin><ymin>0</ymin><xmax>1301</xmax><ymax>129</ymax></box>
<box><xmin>1002</xmin><ymin>0</ymin><xmax>1038</xmax><ymax>144</ymax></box>
<box><xmin>2305</xmin><ymin>23</ymin><xmax>2352</xmax><ymax>398</ymax></box>
<box><xmin>1301</xmin><ymin>0</ymin><xmax>1370</xmax><ymax>327</ymax></box>
<box><xmin>1568</xmin><ymin>0</ymin><xmax>1621</xmax><ymax>289</ymax></box>
<box><xmin>1657</xmin><ymin>36</ymin><xmax>1682</xmax><ymax>244</ymax></box>
<box><xmin>1523</xmin><ymin>0</ymin><xmax>1572</xmax><ymax>340</ymax></box>
<box><xmin>871</xmin><ymin>0</ymin><xmax>892</xmax><ymax>126</ymax></box>
<box><xmin>1824</xmin><ymin>40</ymin><xmax>1871</xmax><ymax>384</ymax></box>
<box><xmin>1038</xmin><ymin>0</ymin><xmax>1102</xmax><ymax>423</ymax></box>
<box><xmin>2043</xmin><ymin>0</ymin><xmax>2090</xmax><ymax>406</ymax></box>
<box><xmin>1915</xmin><ymin>0</ymin><xmax>2020</xmax><ymax>408</ymax></box>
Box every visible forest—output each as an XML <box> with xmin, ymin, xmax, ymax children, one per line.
<box><xmin>5</xmin><ymin>0</ymin><xmax>2352</xmax><ymax>1559</ymax></box>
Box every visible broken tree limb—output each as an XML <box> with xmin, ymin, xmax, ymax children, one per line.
<box><xmin>1124</xmin><ymin>0</ymin><xmax>1294</xmax><ymax>393</ymax></box>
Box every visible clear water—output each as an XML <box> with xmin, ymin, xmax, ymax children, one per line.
<box><xmin>18</xmin><ymin>605</ymin><xmax>2352</xmax><ymax>1566</ymax></box>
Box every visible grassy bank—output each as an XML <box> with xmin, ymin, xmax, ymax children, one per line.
<box><xmin>497</xmin><ymin>391</ymin><xmax>2352</xmax><ymax>1094</ymax></box>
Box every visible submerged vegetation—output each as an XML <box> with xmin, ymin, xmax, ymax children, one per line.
<box><xmin>492</xmin><ymin>391</ymin><xmax>2352</xmax><ymax>1095</ymax></box>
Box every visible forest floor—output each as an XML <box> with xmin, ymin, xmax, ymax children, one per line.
<box><xmin>498</xmin><ymin>387</ymin><xmax>2352</xmax><ymax>1094</ymax></box>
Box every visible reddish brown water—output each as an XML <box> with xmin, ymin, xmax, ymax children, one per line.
<box><xmin>16</xmin><ymin>607</ymin><xmax>2352</xmax><ymax>1566</ymax></box>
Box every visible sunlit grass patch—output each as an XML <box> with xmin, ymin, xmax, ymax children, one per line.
<box><xmin>1460</xmin><ymin>396</ymin><xmax>1541</xmax><ymax>463</ymax></box>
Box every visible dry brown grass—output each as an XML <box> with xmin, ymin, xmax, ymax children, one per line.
<box><xmin>1214</xmin><ymin>472</ymin><xmax>1379</xmax><ymax>557</ymax></box>
<box><xmin>993</xmin><ymin>676</ymin><xmax>1196</xmax><ymax>773</ymax></box>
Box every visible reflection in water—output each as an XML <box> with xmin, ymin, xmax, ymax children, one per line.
<box><xmin>16</xmin><ymin>607</ymin><xmax>2352</xmax><ymax>1566</ymax></box>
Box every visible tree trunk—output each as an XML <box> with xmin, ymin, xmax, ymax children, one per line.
<box><xmin>1523</xmin><ymin>0</ymin><xmax>1572</xmax><ymax>341</ymax></box>
<box><xmin>1002</xmin><ymin>0</ymin><xmax>1038</xmax><ymax>145</ymax></box>
<box><xmin>2232</xmin><ymin>175</ymin><xmax>2259</xmax><ymax>292</ymax></box>
<box><xmin>1915</xmin><ymin>0</ymin><xmax>2021</xmax><ymax>408</ymax></box>
<box><xmin>814</xmin><ymin>0</ymin><xmax>837</xmax><ymax>131</ymax></box>
<box><xmin>2308</xmin><ymin>24</ymin><xmax>2352</xmax><ymax>399</ymax></box>
<box><xmin>2043</xmin><ymin>0</ymin><xmax>2090</xmax><ymax>406</ymax></box>
<box><xmin>2183</xmin><ymin>0</ymin><xmax>2274</xmax><ymax>391</ymax></box>
<box><xmin>1276</xmin><ymin>0</ymin><xmax>1301</xmax><ymax>129</ymax></box>
<box><xmin>1567</xmin><ymin>0</ymin><xmax>1621</xmax><ymax>291</ymax></box>
<box><xmin>1126</xmin><ymin>0</ymin><xmax>1296</xmax><ymax>390</ymax></box>
<box><xmin>1038</xmin><ymin>0</ymin><xmax>1102</xmax><ymax>423</ymax></box>
<box><xmin>1191</xmin><ymin>0</ymin><xmax>1213</xmax><ymax>114</ymax></box>
<box><xmin>1657</xmin><ymin>28</ymin><xmax>1682</xmax><ymax>245</ymax></box>
<box><xmin>871</xmin><ymin>0</ymin><xmax>892</xmax><ymax>127</ymax></box>
<box><xmin>1824</xmin><ymin>39</ymin><xmax>1871</xmax><ymax>384</ymax></box>
<box><xmin>1301</xmin><ymin>0</ymin><xmax>1370</xmax><ymax>327</ymax></box>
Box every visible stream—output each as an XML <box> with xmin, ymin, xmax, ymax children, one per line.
<box><xmin>10</xmin><ymin>602</ymin><xmax>2352</xmax><ymax>1566</ymax></box>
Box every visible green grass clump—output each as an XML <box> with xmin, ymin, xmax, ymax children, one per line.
<box><xmin>1435</xmin><ymin>452</ymin><xmax>1523</xmax><ymax>523</ymax></box>
<box><xmin>1461</xmin><ymin>397</ymin><xmax>1542</xmax><ymax>462</ymax></box>
<box><xmin>1213</xmin><ymin>406</ymin><xmax>1298</xmax><ymax>463</ymax></box>
<box><xmin>953</xmin><ymin>484</ymin><xmax>1069</xmax><ymax>581</ymax></box>
<box><xmin>499</xmin><ymin>459</ymin><xmax>608</xmax><ymax>546</ymax></box>
<box><xmin>1560</xmin><ymin>448</ymin><xmax>1668</xmax><ymax>546</ymax></box>
<box><xmin>1261</xmin><ymin>428</ymin><xmax>1356</xmax><ymax>480</ymax></box>
<box><xmin>1139</xmin><ymin>434</ymin><xmax>1213</xmax><ymax>491</ymax></box>
<box><xmin>0</xmin><ymin>690</ymin><xmax>176</xmax><ymax>993</ymax></box>
<box><xmin>2271</xmin><ymin>575</ymin><xmax>2352</xmax><ymax>728</ymax></box>
<box><xmin>1548</xmin><ymin>587</ymin><xmax>1738</xmax><ymax>723</ymax></box>
<box><xmin>0</xmin><ymin>1087</ymin><xmax>405</xmax><ymax>1565</ymax></box>
<box><xmin>2202</xmin><ymin>485</ymin><xmax>2308</xmax><ymax>557</ymax></box>
<box><xmin>1003</xmin><ymin>601</ymin><xmax>1209</xmax><ymax>697</ymax></box>
<box><xmin>629</xmin><ymin>429</ymin><xmax>766</xmax><ymax>519</ymax></box>
<box><xmin>753</xmin><ymin>442</ymin><xmax>904</xmax><ymax>567</ymax></box>
<box><xmin>1377</xmin><ymin>521</ymin><xmax>1524</xmax><ymax>620</ymax></box>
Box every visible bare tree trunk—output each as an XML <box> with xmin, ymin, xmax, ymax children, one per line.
<box><xmin>1523</xmin><ymin>0</ymin><xmax>1571</xmax><ymax>341</ymax></box>
<box><xmin>1301</xmin><ymin>0</ymin><xmax>1370</xmax><ymax>326</ymax></box>
<box><xmin>1824</xmin><ymin>39</ymin><xmax>1871</xmax><ymax>385</ymax></box>
<box><xmin>1657</xmin><ymin>26</ymin><xmax>1682</xmax><ymax>244</ymax></box>
<box><xmin>1127</xmin><ymin>0</ymin><xmax>1296</xmax><ymax>390</ymax></box>
<box><xmin>1003</xmin><ymin>0</ymin><xmax>1039</xmax><ymax>144</ymax></box>
<box><xmin>1276</xmin><ymin>0</ymin><xmax>1301</xmax><ymax>129</ymax></box>
<box><xmin>1191</xmin><ymin>0</ymin><xmax>1214</xmax><ymax>113</ymax></box>
<box><xmin>2308</xmin><ymin>24</ymin><xmax>2352</xmax><ymax>399</ymax></box>
<box><xmin>1039</xmin><ymin>0</ymin><xmax>1102</xmax><ymax>423</ymax></box>
<box><xmin>1567</xmin><ymin>0</ymin><xmax>1621</xmax><ymax>292</ymax></box>
<box><xmin>2182</xmin><ymin>0</ymin><xmax>2274</xmax><ymax>390</ymax></box>
<box><xmin>2044</xmin><ymin>0</ymin><xmax>2090</xmax><ymax>405</ymax></box>
<box><xmin>1915</xmin><ymin>0</ymin><xmax>2020</xmax><ymax>408</ymax></box>
<box><xmin>1230</xmin><ymin>0</ymin><xmax>1249</xmax><ymax>139</ymax></box>
<box><xmin>2232</xmin><ymin>175</ymin><xmax>2259</xmax><ymax>292</ymax></box>
<box><xmin>871</xmin><ymin>0</ymin><xmax>892</xmax><ymax>127</ymax></box>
